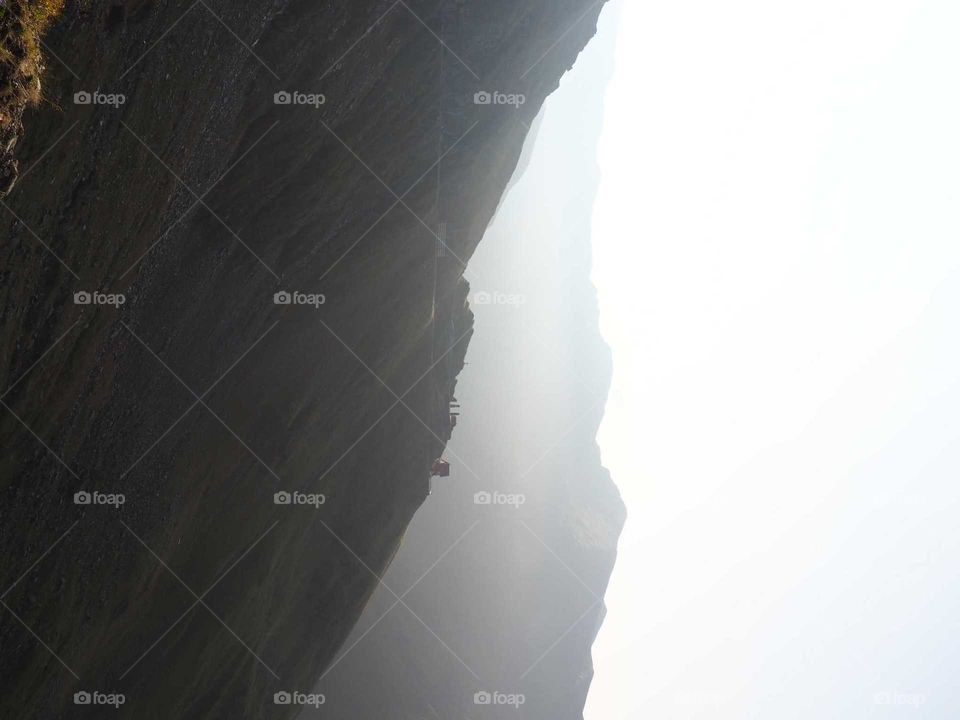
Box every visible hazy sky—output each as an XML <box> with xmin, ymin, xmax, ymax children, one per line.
<box><xmin>585</xmin><ymin>0</ymin><xmax>960</xmax><ymax>717</ymax></box>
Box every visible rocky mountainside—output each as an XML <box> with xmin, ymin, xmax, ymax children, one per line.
<box><xmin>0</xmin><ymin>1</ymin><xmax>614</xmax><ymax>718</ymax></box>
<box><xmin>301</xmin><ymin>6</ymin><xmax>624</xmax><ymax>717</ymax></box>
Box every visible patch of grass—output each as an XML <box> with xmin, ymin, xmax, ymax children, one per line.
<box><xmin>0</xmin><ymin>0</ymin><xmax>64</xmax><ymax>194</ymax></box>
<box><xmin>1</xmin><ymin>0</ymin><xmax>64</xmax><ymax>106</ymax></box>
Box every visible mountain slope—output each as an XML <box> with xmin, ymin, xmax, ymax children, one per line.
<box><xmin>0</xmin><ymin>1</ymin><xmax>614</xmax><ymax>718</ymax></box>
<box><xmin>302</xmin><ymin>7</ymin><xmax>625</xmax><ymax>717</ymax></box>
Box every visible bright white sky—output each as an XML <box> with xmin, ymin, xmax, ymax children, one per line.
<box><xmin>585</xmin><ymin>0</ymin><xmax>960</xmax><ymax>717</ymax></box>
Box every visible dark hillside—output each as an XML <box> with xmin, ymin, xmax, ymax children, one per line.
<box><xmin>0</xmin><ymin>2</ymin><xmax>614</xmax><ymax>718</ymax></box>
